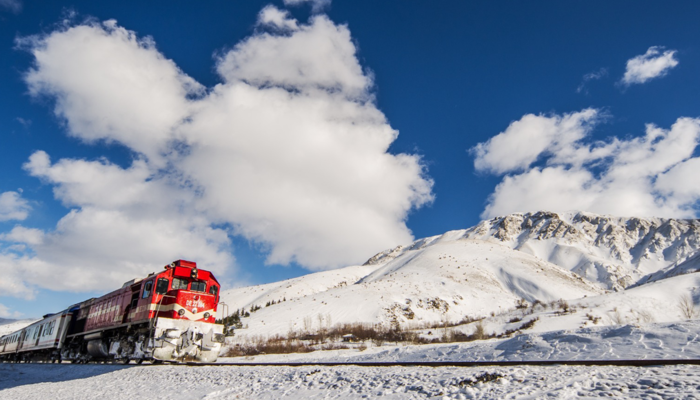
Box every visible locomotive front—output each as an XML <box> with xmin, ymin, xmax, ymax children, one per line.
<box><xmin>148</xmin><ymin>260</ymin><xmax>225</xmax><ymax>362</ymax></box>
<box><xmin>64</xmin><ymin>259</ymin><xmax>226</xmax><ymax>363</ymax></box>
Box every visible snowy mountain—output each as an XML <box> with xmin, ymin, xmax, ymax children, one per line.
<box><xmin>462</xmin><ymin>211</ymin><xmax>700</xmax><ymax>290</ymax></box>
<box><xmin>220</xmin><ymin>211</ymin><xmax>700</xmax><ymax>340</ymax></box>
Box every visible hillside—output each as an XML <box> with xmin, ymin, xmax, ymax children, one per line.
<box><xmin>220</xmin><ymin>233</ymin><xmax>603</xmax><ymax>338</ymax></box>
<box><xmin>220</xmin><ymin>211</ymin><xmax>700</xmax><ymax>340</ymax></box>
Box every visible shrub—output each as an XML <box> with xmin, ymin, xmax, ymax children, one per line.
<box><xmin>678</xmin><ymin>294</ymin><xmax>698</xmax><ymax>320</ymax></box>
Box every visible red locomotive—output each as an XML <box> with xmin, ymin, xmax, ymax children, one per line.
<box><xmin>0</xmin><ymin>260</ymin><xmax>225</xmax><ymax>363</ymax></box>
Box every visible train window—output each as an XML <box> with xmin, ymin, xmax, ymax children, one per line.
<box><xmin>191</xmin><ymin>281</ymin><xmax>206</xmax><ymax>292</ymax></box>
<box><xmin>155</xmin><ymin>278</ymin><xmax>169</xmax><ymax>295</ymax></box>
<box><xmin>172</xmin><ymin>278</ymin><xmax>188</xmax><ymax>290</ymax></box>
<box><xmin>209</xmin><ymin>285</ymin><xmax>218</xmax><ymax>296</ymax></box>
<box><xmin>142</xmin><ymin>281</ymin><xmax>153</xmax><ymax>299</ymax></box>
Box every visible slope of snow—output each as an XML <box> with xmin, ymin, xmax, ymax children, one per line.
<box><xmin>636</xmin><ymin>250</ymin><xmax>700</xmax><ymax>286</ymax></box>
<box><xmin>221</xmin><ymin>239</ymin><xmax>603</xmax><ymax>339</ymax></box>
<box><xmin>458</xmin><ymin>271</ymin><xmax>700</xmax><ymax>338</ymax></box>
<box><xmin>218</xmin><ymin>264</ymin><xmax>379</xmax><ymax>317</ymax></box>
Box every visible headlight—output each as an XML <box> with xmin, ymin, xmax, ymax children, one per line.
<box><xmin>178</xmin><ymin>309</ymin><xmax>185</xmax><ymax>316</ymax></box>
<box><xmin>204</xmin><ymin>312</ymin><xmax>211</xmax><ymax>319</ymax></box>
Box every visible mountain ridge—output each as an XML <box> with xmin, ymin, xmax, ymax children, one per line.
<box><xmin>366</xmin><ymin>211</ymin><xmax>700</xmax><ymax>290</ymax></box>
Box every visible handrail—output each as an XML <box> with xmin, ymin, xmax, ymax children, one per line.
<box><xmin>150</xmin><ymin>293</ymin><xmax>177</xmax><ymax>353</ymax></box>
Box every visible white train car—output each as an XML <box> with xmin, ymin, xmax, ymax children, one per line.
<box><xmin>1</xmin><ymin>311</ymin><xmax>72</xmax><ymax>362</ymax></box>
<box><xmin>0</xmin><ymin>331</ymin><xmax>22</xmax><ymax>358</ymax></box>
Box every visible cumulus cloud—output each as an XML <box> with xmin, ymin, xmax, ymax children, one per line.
<box><xmin>621</xmin><ymin>46</ymin><xmax>679</xmax><ymax>86</ymax></box>
<box><xmin>20</xmin><ymin>20</ymin><xmax>203</xmax><ymax>165</ymax></box>
<box><xmin>472</xmin><ymin>109</ymin><xmax>600</xmax><ymax>174</ymax></box>
<box><xmin>6</xmin><ymin>10</ymin><xmax>432</xmax><ymax>297</ymax></box>
<box><xmin>473</xmin><ymin>110</ymin><xmax>700</xmax><ymax>219</ymax></box>
<box><xmin>0</xmin><ymin>191</ymin><xmax>31</xmax><ymax>221</ymax></box>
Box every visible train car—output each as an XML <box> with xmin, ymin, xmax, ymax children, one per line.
<box><xmin>0</xmin><ymin>259</ymin><xmax>225</xmax><ymax>363</ymax></box>
<box><xmin>0</xmin><ymin>331</ymin><xmax>22</xmax><ymax>360</ymax></box>
<box><xmin>9</xmin><ymin>311</ymin><xmax>73</xmax><ymax>362</ymax></box>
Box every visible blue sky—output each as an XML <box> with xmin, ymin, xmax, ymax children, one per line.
<box><xmin>2</xmin><ymin>0</ymin><xmax>700</xmax><ymax>318</ymax></box>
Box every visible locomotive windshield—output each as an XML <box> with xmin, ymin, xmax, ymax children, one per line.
<box><xmin>155</xmin><ymin>278</ymin><xmax>169</xmax><ymax>295</ymax></box>
<box><xmin>172</xmin><ymin>277</ymin><xmax>188</xmax><ymax>290</ymax></box>
<box><xmin>191</xmin><ymin>281</ymin><xmax>206</xmax><ymax>292</ymax></box>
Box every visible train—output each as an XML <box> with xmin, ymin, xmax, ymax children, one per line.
<box><xmin>0</xmin><ymin>259</ymin><xmax>225</xmax><ymax>363</ymax></box>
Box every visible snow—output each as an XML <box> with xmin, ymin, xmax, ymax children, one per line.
<box><xmin>2</xmin><ymin>364</ymin><xmax>700</xmax><ymax>399</ymax></box>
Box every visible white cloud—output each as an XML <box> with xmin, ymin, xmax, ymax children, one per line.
<box><xmin>217</xmin><ymin>14</ymin><xmax>370</xmax><ymax>100</ymax></box>
<box><xmin>21</xmin><ymin>20</ymin><xmax>203</xmax><ymax>165</ymax></box>
<box><xmin>0</xmin><ymin>191</ymin><xmax>30</xmax><ymax>221</ymax></box>
<box><xmin>0</xmin><ymin>253</ymin><xmax>37</xmax><ymax>299</ymax></box>
<box><xmin>180</xmin><ymin>12</ymin><xmax>433</xmax><ymax>268</ymax></box>
<box><xmin>621</xmin><ymin>46</ymin><xmax>679</xmax><ymax>86</ymax></box>
<box><xmin>474</xmin><ymin>111</ymin><xmax>700</xmax><ymax>219</ymax></box>
<box><xmin>0</xmin><ymin>0</ymin><xmax>21</xmax><ymax>14</ymax></box>
<box><xmin>258</xmin><ymin>5</ymin><xmax>299</xmax><ymax>31</ymax></box>
<box><xmin>283</xmin><ymin>0</ymin><xmax>331</xmax><ymax>13</ymax></box>
<box><xmin>576</xmin><ymin>68</ymin><xmax>608</xmax><ymax>94</ymax></box>
<box><xmin>472</xmin><ymin>108</ymin><xmax>600</xmax><ymax>174</ymax></box>
<box><xmin>0</xmin><ymin>303</ymin><xmax>21</xmax><ymax>319</ymax></box>
<box><xmin>0</xmin><ymin>226</ymin><xmax>44</xmax><ymax>246</ymax></box>
<box><xmin>8</xmin><ymin>10</ymin><xmax>433</xmax><ymax>296</ymax></box>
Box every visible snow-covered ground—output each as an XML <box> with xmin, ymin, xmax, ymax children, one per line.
<box><xmin>220</xmin><ymin>321</ymin><xmax>700</xmax><ymax>364</ymax></box>
<box><xmin>2</xmin><ymin>362</ymin><xmax>700</xmax><ymax>399</ymax></box>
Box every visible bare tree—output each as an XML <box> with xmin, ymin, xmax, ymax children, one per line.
<box><xmin>678</xmin><ymin>294</ymin><xmax>698</xmax><ymax>320</ymax></box>
<box><xmin>303</xmin><ymin>316</ymin><xmax>312</xmax><ymax>334</ymax></box>
<box><xmin>608</xmin><ymin>308</ymin><xmax>625</xmax><ymax>325</ymax></box>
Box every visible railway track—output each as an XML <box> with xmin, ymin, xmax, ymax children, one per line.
<box><xmin>4</xmin><ymin>359</ymin><xmax>700</xmax><ymax>367</ymax></box>
<box><xmin>188</xmin><ymin>359</ymin><xmax>700</xmax><ymax>367</ymax></box>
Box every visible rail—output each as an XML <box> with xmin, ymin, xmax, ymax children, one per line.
<box><xmin>5</xmin><ymin>359</ymin><xmax>700</xmax><ymax>367</ymax></box>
